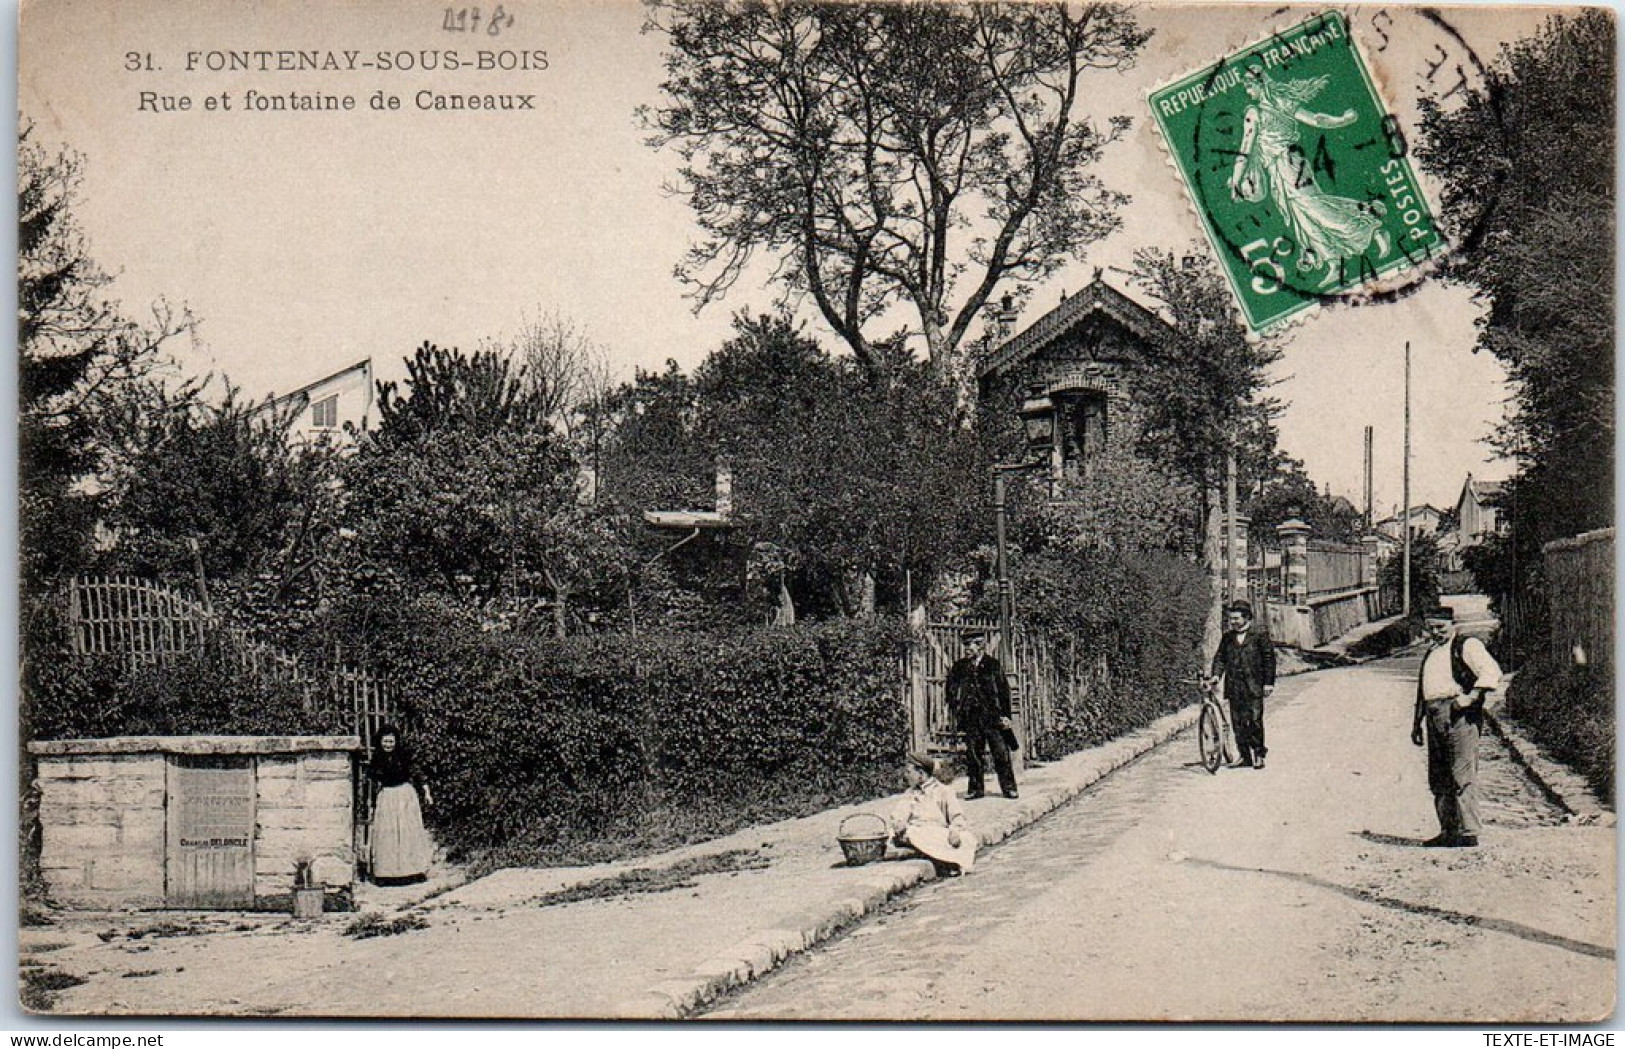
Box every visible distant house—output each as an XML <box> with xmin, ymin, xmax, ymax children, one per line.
<box><xmin>977</xmin><ymin>273</ymin><xmax>1178</xmax><ymax>486</ymax></box>
<box><xmin>1441</xmin><ymin>473</ymin><xmax>1509</xmax><ymax>572</ymax></box>
<box><xmin>1454</xmin><ymin>474</ymin><xmax>1508</xmax><ymax>543</ymax></box>
<box><xmin>1374</xmin><ymin>504</ymin><xmax>1444</xmax><ymax>541</ymax></box>
<box><xmin>268</xmin><ymin>359</ymin><xmax>374</xmax><ymax>444</ymax></box>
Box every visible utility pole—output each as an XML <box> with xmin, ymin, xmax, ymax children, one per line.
<box><xmin>1402</xmin><ymin>341</ymin><xmax>1412</xmax><ymax>618</ymax></box>
<box><xmin>1225</xmin><ymin>444</ymin><xmax>1239</xmax><ymax>602</ymax></box>
<box><xmin>1363</xmin><ymin>425</ymin><xmax>1374</xmax><ymax>533</ymax></box>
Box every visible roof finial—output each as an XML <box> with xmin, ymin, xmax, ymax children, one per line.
<box><xmin>1093</xmin><ymin>266</ymin><xmax>1104</xmax><ymax>282</ymax></box>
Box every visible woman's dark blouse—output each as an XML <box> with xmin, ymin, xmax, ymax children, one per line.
<box><xmin>370</xmin><ymin>747</ymin><xmax>416</xmax><ymax>788</ymax></box>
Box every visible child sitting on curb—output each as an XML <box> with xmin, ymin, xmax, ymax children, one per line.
<box><xmin>891</xmin><ymin>752</ymin><xmax>978</xmax><ymax>875</ymax></box>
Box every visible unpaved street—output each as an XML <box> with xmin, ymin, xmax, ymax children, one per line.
<box><xmin>706</xmin><ymin>655</ymin><xmax>1615</xmax><ymax>1022</ymax></box>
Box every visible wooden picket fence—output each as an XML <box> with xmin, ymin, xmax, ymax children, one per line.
<box><xmin>904</xmin><ymin>618</ymin><xmax>1058</xmax><ymax>760</ymax></box>
<box><xmin>1543</xmin><ymin>528</ymin><xmax>1614</xmax><ymax>667</ymax></box>
<box><xmin>65</xmin><ymin>575</ymin><xmax>392</xmax><ymax>739</ymax></box>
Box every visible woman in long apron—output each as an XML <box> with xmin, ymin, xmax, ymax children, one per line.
<box><xmin>369</xmin><ymin>724</ymin><xmax>434</xmax><ymax>884</ymax></box>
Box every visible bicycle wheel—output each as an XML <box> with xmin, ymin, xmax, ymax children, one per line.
<box><xmin>1198</xmin><ymin>703</ymin><xmax>1224</xmax><ymax>774</ymax></box>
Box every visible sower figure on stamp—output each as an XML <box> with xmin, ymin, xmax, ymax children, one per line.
<box><xmin>1411</xmin><ymin>607</ymin><xmax>1502</xmax><ymax>847</ymax></box>
<box><xmin>945</xmin><ymin>630</ymin><xmax>1018</xmax><ymax>800</ymax></box>
<box><xmin>1209</xmin><ymin>601</ymin><xmax>1276</xmax><ymax>769</ymax></box>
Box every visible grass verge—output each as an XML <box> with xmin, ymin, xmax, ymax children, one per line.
<box><xmin>530</xmin><ymin>849</ymin><xmax>770</xmax><ymax>909</ymax></box>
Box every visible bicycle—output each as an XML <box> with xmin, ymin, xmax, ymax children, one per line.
<box><xmin>1191</xmin><ymin>675</ymin><xmax>1238</xmax><ymax>774</ymax></box>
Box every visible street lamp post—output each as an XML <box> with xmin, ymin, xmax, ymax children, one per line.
<box><xmin>992</xmin><ymin>395</ymin><xmax>1059</xmax><ymax>659</ymax></box>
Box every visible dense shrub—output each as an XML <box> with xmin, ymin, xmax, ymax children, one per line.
<box><xmin>1505</xmin><ymin>652</ymin><xmax>1614</xmax><ymax>806</ymax></box>
<box><xmin>353</xmin><ymin>602</ymin><xmax>910</xmax><ymax>865</ymax></box>
<box><xmin>992</xmin><ymin>548</ymin><xmax>1211</xmax><ymax>758</ymax></box>
<box><xmin>26</xmin><ymin>642</ymin><xmax>349</xmax><ymax>741</ymax></box>
<box><xmin>23</xmin><ymin>595</ymin><xmax>347</xmax><ymax>741</ymax></box>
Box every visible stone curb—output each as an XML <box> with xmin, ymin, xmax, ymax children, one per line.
<box><xmin>613</xmin><ymin>702</ymin><xmax>1202</xmax><ymax>1018</ymax></box>
<box><xmin>1482</xmin><ymin>695</ymin><xmax>1614</xmax><ymax>827</ymax></box>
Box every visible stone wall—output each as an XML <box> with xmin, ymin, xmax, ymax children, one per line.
<box><xmin>254</xmin><ymin>749</ymin><xmax>356</xmax><ymax>899</ymax></box>
<box><xmin>35</xmin><ymin>752</ymin><xmax>168</xmax><ymax>909</ymax></box>
<box><xmin>29</xmin><ymin>736</ymin><xmax>359</xmax><ymax>910</ymax></box>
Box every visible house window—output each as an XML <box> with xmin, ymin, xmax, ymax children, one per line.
<box><xmin>311</xmin><ymin>395</ymin><xmax>338</xmax><ymax>429</ymax></box>
<box><xmin>1062</xmin><ymin>392</ymin><xmax>1108</xmax><ymax>477</ymax></box>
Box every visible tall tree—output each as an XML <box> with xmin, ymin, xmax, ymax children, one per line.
<box><xmin>483</xmin><ymin>309</ymin><xmax>617</xmax><ymax>461</ymax></box>
<box><xmin>646</xmin><ymin>1</ymin><xmax>1149</xmax><ymax>379</ymax></box>
<box><xmin>18</xmin><ymin>128</ymin><xmax>194</xmax><ymax>593</ymax></box>
<box><xmin>96</xmin><ymin>382</ymin><xmax>340</xmax><ymax>589</ymax></box>
<box><xmin>1415</xmin><ymin>12</ymin><xmax>1613</xmax><ymax>630</ymax></box>
<box><xmin>1127</xmin><ymin>247</ymin><xmax>1284</xmax><ymax>502</ymax></box>
<box><xmin>600</xmin><ymin>315</ymin><xmax>987</xmax><ymax>614</ymax></box>
<box><xmin>1416</xmin><ymin>11</ymin><xmax>1613</xmax><ymax>543</ymax></box>
<box><xmin>348</xmin><ymin>342</ymin><xmax>625</xmax><ymax>632</ymax></box>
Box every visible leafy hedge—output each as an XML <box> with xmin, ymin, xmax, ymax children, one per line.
<box><xmin>353</xmin><ymin>602</ymin><xmax>910</xmax><ymax>866</ymax></box>
<box><xmin>24</xmin><ymin>606</ymin><xmax>348</xmax><ymax>741</ymax></box>
<box><xmin>997</xmin><ymin>548</ymin><xmax>1212</xmax><ymax>758</ymax></box>
<box><xmin>1505</xmin><ymin>651</ymin><xmax>1614</xmax><ymax>806</ymax></box>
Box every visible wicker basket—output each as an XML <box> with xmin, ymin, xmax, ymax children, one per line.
<box><xmin>837</xmin><ymin>812</ymin><xmax>889</xmax><ymax>866</ymax></box>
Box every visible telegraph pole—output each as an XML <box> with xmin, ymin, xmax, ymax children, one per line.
<box><xmin>1363</xmin><ymin>425</ymin><xmax>1374</xmax><ymax>533</ymax></box>
<box><xmin>1225</xmin><ymin>445</ymin><xmax>1239</xmax><ymax>602</ymax></box>
<box><xmin>1402</xmin><ymin>341</ymin><xmax>1412</xmax><ymax>618</ymax></box>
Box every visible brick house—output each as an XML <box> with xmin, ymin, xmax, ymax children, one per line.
<box><xmin>976</xmin><ymin>273</ymin><xmax>1179</xmax><ymax>489</ymax></box>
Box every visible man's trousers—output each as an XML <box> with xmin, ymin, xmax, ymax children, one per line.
<box><xmin>1425</xmin><ymin>698</ymin><xmax>1482</xmax><ymax>838</ymax></box>
<box><xmin>1226</xmin><ymin>690</ymin><xmax>1267</xmax><ymax>762</ymax></box>
<box><xmin>963</xmin><ymin>722</ymin><xmax>1017</xmax><ymax>796</ymax></box>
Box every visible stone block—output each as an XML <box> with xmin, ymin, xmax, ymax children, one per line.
<box><xmin>116</xmin><ymin>811</ymin><xmax>167</xmax><ymax>849</ymax></box>
<box><xmin>43</xmin><ymin>823</ymin><xmax>120</xmax><ymax>853</ymax></box>
<box><xmin>39</xmin><ymin>861</ymin><xmax>86</xmax><ymax>891</ymax></box>
<box><xmin>256</xmin><ymin>775</ymin><xmax>303</xmax><ymax>806</ymax></box>
<box><xmin>37</xmin><ymin>758</ymin><xmax>116</xmax><ymax>781</ymax></box>
<box><xmin>311</xmin><ymin>855</ymin><xmax>354</xmax><ymax>887</ymax></box>
<box><xmin>86</xmin><ymin>855</ymin><xmax>164</xmax><ymax>894</ymax></box>
<box><xmin>258</xmin><ymin>809</ymin><xmax>352</xmax><ymax>840</ymax></box>
<box><xmin>302</xmin><ymin>779</ymin><xmax>353</xmax><ymax>809</ymax></box>
<box><xmin>255</xmin><ymin>756</ymin><xmax>300</xmax><ymax>780</ymax></box>
<box><xmin>301</xmin><ymin>755</ymin><xmax>353</xmax><ymax>781</ymax></box>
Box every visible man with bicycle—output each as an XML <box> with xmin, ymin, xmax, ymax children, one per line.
<box><xmin>1411</xmin><ymin>606</ymin><xmax>1501</xmax><ymax>847</ymax></box>
<box><xmin>1209</xmin><ymin>600</ymin><xmax>1276</xmax><ymax>769</ymax></box>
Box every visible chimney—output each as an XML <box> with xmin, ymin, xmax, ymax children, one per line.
<box><xmin>992</xmin><ymin>292</ymin><xmax>1019</xmax><ymax>342</ymax></box>
<box><xmin>715</xmin><ymin>459</ymin><xmax>733</xmax><ymax>518</ymax></box>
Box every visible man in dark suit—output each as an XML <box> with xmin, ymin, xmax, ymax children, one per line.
<box><xmin>1209</xmin><ymin>600</ymin><xmax>1277</xmax><ymax>769</ymax></box>
<box><xmin>945</xmin><ymin>630</ymin><xmax>1018</xmax><ymax>799</ymax></box>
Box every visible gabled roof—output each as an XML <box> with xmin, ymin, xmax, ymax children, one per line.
<box><xmin>976</xmin><ymin>275</ymin><xmax>1177</xmax><ymax>382</ymax></box>
<box><xmin>1374</xmin><ymin>504</ymin><xmax>1445</xmax><ymax>527</ymax></box>
<box><xmin>270</xmin><ymin>358</ymin><xmax>372</xmax><ymax>409</ymax></box>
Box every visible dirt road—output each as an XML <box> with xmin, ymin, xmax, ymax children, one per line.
<box><xmin>706</xmin><ymin>655</ymin><xmax>1616</xmax><ymax>1022</ymax></box>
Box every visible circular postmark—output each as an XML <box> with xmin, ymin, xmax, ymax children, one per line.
<box><xmin>1160</xmin><ymin>7</ymin><xmax>1507</xmax><ymax>331</ymax></box>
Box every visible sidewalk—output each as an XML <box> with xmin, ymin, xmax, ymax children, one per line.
<box><xmin>34</xmin><ymin>659</ymin><xmax>1609</xmax><ymax>1019</ymax></box>
<box><xmin>37</xmin><ymin>702</ymin><xmax>1203</xmax><ymax>1019</ymax></box>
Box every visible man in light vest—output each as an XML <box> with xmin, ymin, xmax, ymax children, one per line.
<box><xmin>1411</xmin><ymin>606</ymin><xmax>1502</xmax><ymax>847</ymax></box>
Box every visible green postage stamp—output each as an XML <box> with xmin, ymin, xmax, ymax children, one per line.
<box><xmin>1149</xmin><ymin>12</ymin><xmax>1444</xmax><ymax>334</ymax></box>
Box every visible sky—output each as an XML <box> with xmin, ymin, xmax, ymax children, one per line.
<box><xmin>17</xmin><ymin>0</ymin><xmax>1552</xmax><ymax>515</ymax></box>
